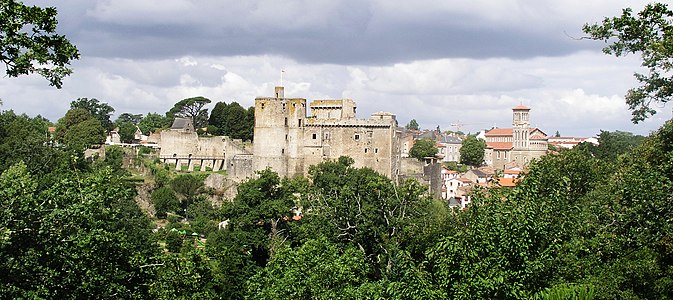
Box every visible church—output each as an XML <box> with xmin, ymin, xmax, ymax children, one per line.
<box><xmin>484</xmin><ymin>105</ymin><xmax>548</xmax><ymax>169</ymax></box>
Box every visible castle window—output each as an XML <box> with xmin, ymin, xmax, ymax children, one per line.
<box><xmin>284</xmin><ymin>117</ymin><xmax>288</xmax><ymax>126</ymax></box>
<box><xmin>354</xmin><ymin>134</ymin><xmax>360</xmax><ymax>141</ymax></box>
<box><xmin>283</xmin><ymin>103</ymin><xmax>286</xmax><ymax>109</ymax></box>
<box><xmin>312</xmin><ymin>133</ymin><xmax>317</xmax><ymax>139</ymax></box>
<box><xmin>285</xmin><ymin>134</ymin><xmax>288</xmax><ymax>140</ymax></box>
<box><xmin>375</xmin><ymin>148</ymin><xmax>378</xmax><ymax>154</ymax></box>
<box><xmin>298</xmin><ymin>119</ymin><xmax>302</xmax><ymax>127</ymax></box>
<box><xmin>282</xmin><ymin>149</ymin><xmax>285</xmax><ymax>154</ymax></box>
<box><xmin>261</xmin><ymin>103</ymin><xmax>265</xmax><ymax>109</ymax></box>
<box><xmin>364</xmin><ymin>148</ymin><xmax>368</xmax><ymax>153</ymax></box>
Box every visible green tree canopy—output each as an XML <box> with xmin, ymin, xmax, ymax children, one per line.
<box><xmin>409</xmin><ymin>138</ymin><xmax>438</xmax><ymax>160</ymax></box>
<box><xmin>138</xmin><ymin>112</ymin><xmax>166</xmax><ymax>135</ymax></box>
<box><xmin>583</xmin><ymin>3</ymin><xmax>673</xmax><ymax>122</ymax></box>
<box><xmin>55</xmin><ymin>108</ymin><xmax>105</xmax><ymax>151</ymax></box>
<box><xmin>459</xmin><ymin>135</ymin><xmax>486</xmax><ymax>167</ymax></box>
<box><xmin>0</xmin><ymin>0</ymin><xmax>79</xmax><ymax>87</ymax></box>
<box><xmin>406</xmin><ymin>119</ymin><xmax>420</xmax><ymax>130</ymax></box>
<box><xmin>208</xmin><ymin>101</ymin><xmax>254</xmax><ymax>141</ymax></box>
<box><xmin>166</xmin><ymin>96</ymin><xmax>211</xmax><ymax>130</ymax></box>
<box><xmin>70</xmin><ymin>98</ymin><xmax>115</xmax><ymax>131</ymax></box>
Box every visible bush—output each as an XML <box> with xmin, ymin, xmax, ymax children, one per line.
<box><xmin>165</xmin><ymin>230</ymin><xmax>183</xmax><ymax>253</ymax></box>
<box><xmin>151</xmin><ymin>186</ymin><xmax>179</xmax><ymax>218</ymax></box>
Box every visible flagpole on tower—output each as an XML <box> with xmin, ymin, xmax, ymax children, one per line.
<box><xmin>280</xmin><ymin>69</ymin><xmax>285</xmax><ymax>86</ymax></box>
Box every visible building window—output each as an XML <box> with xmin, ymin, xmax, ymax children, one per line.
<box><xmin>312</xmin><ymin>133</ymin><xmax>317</xmax><ymax>139</ymax></box>
<box><xmin>281</xmin><ymin>149</ymin><xmax>285</xmax><ymax>154</ymax></box>
<box><xmin>284</xmin><ymin>117</ymin><xmax>288</xmax><ymax>126</ymax></box>
<box><xmin>497</xmin><ymin>151</ymin><xmax>500</xmax><ymax>159</ymax></box>
<box><xmin>285</xmin><ymin>134</ymin><xmax>288</xmax><ymax>140</ymax></box>
<box><xmin>354</xmin><ymin>134</ymin><xmax>360</xmax><ymax>141</ymax></box>
<box><xmin>283</xmin><ymin>103</ymin><xmax>286</xmax><ymax>110</ymax></box>
<box><xmin>261</xmin><ymin>103</ymin><xmax>265</xmax><ymax>109</ymax></box>
<box><xmin>364</xmin><ymin>148</ymin><xmax>368</xmax><ymax>153</ymax></box>
<box><xmin>298</xmin><ymin>119</ymin><xmax>302</xmax><ymax>127</ymax></box>
<box><xmin>375</xmin><ymin>148</ymin><xmax>378</xmax><ymax>154</ymax></box>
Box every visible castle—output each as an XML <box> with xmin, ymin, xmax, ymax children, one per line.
<box><xmin>253</xmin><ymin>86</ymin><xmax>401</xmax><ymax>179</ymax></box>
<box><xmin>160</xmin><ymin>86</ymin><xmax>402</xmax><ymax>182</ymax></box>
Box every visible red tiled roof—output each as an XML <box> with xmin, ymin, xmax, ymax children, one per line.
<box><xmin>485</xmin><ymin>128</ymin><xmax>513</xmax><ymax>136</ymax></box>
<box><xmin>512</xmin><ymin>105</ymin><xmax>530</xmax><ymax>110</ymax></box>
<box><xmin>504</xmin><ymin>169</ymin><xmax>522</xmax><ymax>174</ymax></box>
<box><xmin>48</xmin><ymin>127</ymin><xmax>56</xmax><ymax>133</ymax></box>
<box><xmin>498</xmin><ymin>178</ymin><xmax>518</xmax><ymax>187</ymax></box>
<box><xmin>485</xmin><ymin>127</ymin><xmax>546</xmax><ymax>138</ymax></box>
<box><xmin>487</xmin><ymin>142</ymin><xmax>513</xmax><ymax>150</ymax></box>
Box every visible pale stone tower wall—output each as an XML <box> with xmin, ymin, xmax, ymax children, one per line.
<box><xmin>252</xmin><ymin>86</ymin><xmax>307</xmax><ymax>177</ymax></box>
<box><xmin>512</xmin><ymin>106</ymin><xmax>530</xmax><ymax>150</ymax></box>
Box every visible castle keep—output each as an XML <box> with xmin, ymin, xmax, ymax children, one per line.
<box><xmin>253</xmin><ymin>86</ymin><xmax>402</xmax><ymax>179</ymax></box>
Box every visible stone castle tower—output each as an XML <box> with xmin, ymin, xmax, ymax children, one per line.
<box><xmin>252</xmin><ymin>86</ymin><xmax>307</xmax><ymax>177</ymax></box>
<box><xmin>512</xmin><ymin>105</ymin><xmax>530</xmax><ymax>150</ymax></box>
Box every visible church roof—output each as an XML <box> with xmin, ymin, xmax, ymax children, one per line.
<box><xmin>512</xmin><ymin>105</ymin><xmax>530</xmax><ymax>110</ymax></box>
<box><xmin>485</xmin><ymin>127</ymin><xmax>546</xmax><ymax>137</ymax></box>
<box><xmin>487</xmin><ymin>142</ymin><xmax>513</xmax><ymax>150</ymax></box>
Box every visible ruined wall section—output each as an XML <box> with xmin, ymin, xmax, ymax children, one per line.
<box><xmin>303</xmin><ymin>111</ymin><xmax>400</xmax><ymax>179</ymax></box>
<box><xmin>160</xmin><ymin>130</ymin><xmax>251</xmax><ymax>173</ymax></box>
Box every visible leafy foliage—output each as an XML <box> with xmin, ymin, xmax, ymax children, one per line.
<box><xmin>138</xmin><ymin>112</ymin><xmax>167</xmax><ymax>135</ymax></box>
<box><xmin>56</xmin><ymin>108</ymin><xmax>105</xmax><ymax>151</ymax></box>
<box><xmin>459</xmin><ymin>135</ymin><xmax>486</xmax><ymax>167</ymax></box>
<box><xmin>166</xmin><ymin>96</ymin><xmax>211</xmax><ymax>130</ymax></box>
<box><xmin>208</xmin><ymin>101</ymin><xmax>254</xmax><ymax>141</ymax></box>
<box><xmin>0</xmin><ymin>0</ymin><xmax>79</xmax><ymax>87</ymax></box>
<box><xmin>409</xmin><ymin>138</ymin><xmax>437</xmax><ymax>160</ymax></box>
<box><xmin>70</xmin><ymin>98</ymin><xmax>115</xmax><ymax>132</ymax></box>
<box><xmin>406</xmin><ymin>119</ymin><xmax>420</xmax><ymax>130</ymax></box>
<box><xmin>583</xmin><ymin>3</ymin><xmax>673</xmax><ymax>122</ymax></box>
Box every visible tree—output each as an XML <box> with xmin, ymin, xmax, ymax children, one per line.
<box><xmin>409</xmin><ymin>138</ymin><xmax>438</xmax><ymax>160</ymax></box>
<box><xmin>208</xmin><ymin>101</ymin><xmax>230</xmax><ymax>136</ymax></box>
<box><xmin>406</xmin><ymin>119</ymin><xmax>420</xmax><ymax>130</ymax></box>
<box><xmin>70</xmin><ymin>98</ymin><xmax>115</xmax><ymax>132</ymax></box>
<box><xmin>170</xmin><ymin>174</ymin><xmax>205</xmax><ymax>217</ymax></box>
<box><xmin>576</xmin><ymin>130</ymin><xmax>645</xmax><ymax>162</ymax></box>
<box><xmin>55</xmin><ymin>108</ymin><xmax>105</xmax><ymax>151</ymax></box>
<box><xmin>0</xmin><ymin>164</ymin><xmax>159</xmax><ymax>298</ymax></box>
<box><xmin>208</xmin><ymin>101</ymin><xmax>254</xmax><ymax>140</ymax></box>
<box><xmin>0</xmin><ymin>1</ymin><xmax>79</xmax><ymax>88</ymax></box>
<box><xmin>583</xmin><ymin>3</ymin><xmax>673</xmax><ymax>122</ymax></box>
<box><xmin>166</xmin><ymin>96</ymin><xmax>211</xmax><ymax>130</ymax></box>
<box><xmin>115</xmin><ymin>113</ymin><xmax>142</xmax><ymax>125</ymax></box>
<box><xmin>138</xmin><ymin>112</ymin><xmax>166</xmax><ymax>135</ymax></box>
<box><xmin>151</xmin><ymin>186</ymin><xmax>179</xmax><ymax>219</ymax></box>
<box><xmin>459</xmin><ymin>135</ymin><xmax>486</xmax><ymax>167</ymax></box>
<box><xmin>247</xmin><ymin>237</ymin><xmax>371</xmax><ymax>299</ymax></box>
<box><xmin>0</xmin><ymin>110</ymin><xmax>57</xmax><ymax>175</ymax></box>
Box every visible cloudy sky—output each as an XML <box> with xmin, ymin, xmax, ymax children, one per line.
<box><xmin>2</xmin><ymin>0</ymin><xmax>669</xmax><ymax>136</ymax></box>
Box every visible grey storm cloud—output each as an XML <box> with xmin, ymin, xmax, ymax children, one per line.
<box><xmin>48</xmin><ymin>0</ymin><xmax>593</xmax><ymax>64</ymax></box>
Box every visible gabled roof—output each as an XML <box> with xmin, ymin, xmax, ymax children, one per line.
<box><xmin>485</xmin><ymin>127</ymin><xmax>547</xmax><ymax>138</ymax></box>
<box><xmin>171</xmin><ymin>118</ymin><xmax>194</xmax><ymax>131</ymax></box>
<box><xmin>487</xmin><ymin>142</ymin><xmax>513</xmax><ymax>150</ymax></box>
<box><xmin>512</xmin><ymin>105</ymin><xmax>530</xmax><ymax>110</ymax></box>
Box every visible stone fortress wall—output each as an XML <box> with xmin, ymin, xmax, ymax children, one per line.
<box><xmin>159</xmin><ymin>86</ymin><xmax>403</xmax><ymax>183</ymax></box>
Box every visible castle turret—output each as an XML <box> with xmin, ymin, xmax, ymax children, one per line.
<box><xmin>253</xmin><ymin>86</ymin><xmax>307</xmax><ymax>177</ymax></box>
